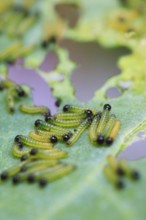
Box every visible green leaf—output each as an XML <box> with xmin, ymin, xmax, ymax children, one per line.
<box><xmin>1</xmin><ymin>0</ymin><xmax>146</xmax><ymax>219</ymax></box>
<box><xmin>0</xmin><ymin>81</ymin><xmax>146</xmax><ymax>220</ymax></box>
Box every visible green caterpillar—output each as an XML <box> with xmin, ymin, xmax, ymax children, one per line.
<box><xmin>96</xmin><ymin>104</ymin><xmax>111</xmax><ymax>144</ymax></box>
<box><xmin>14</xmin><ymin>135</ymin><xmax>53</xmax><ymax>149</ymax></box>
<box><xmin>67</xmin><ymin>117</ymin><xmax>92</xmax><ymax>146</ymax></box>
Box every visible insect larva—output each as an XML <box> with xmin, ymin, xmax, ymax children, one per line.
<box><xmin>67</xmin><ymin>117</ymin><xmax>92</xmax><ymax>146</ymax></box>
<box><xmin>12</xmin><ymin>84</ymin><xmax>26</xmax><ymax>96</ymax></box>
<box><xmin>12</xmin><ymin>163</ymin><xmax>51</xmax><ymax>184</ymax></box>
<box><xmin>34</xmin><ymin>119</ymin><xmax>70</xmax><ymax>134</ymax></box>
<box><xmin>107</xmin><ymin>155</ymin><xmax>118</xmax><ymax>170</ymax></box>
<box><xmin>14</xmin><ymin>135</ymin><xmax>53</xmax><ymax>149</ymax></box>
<box><xmin>35</xmin><ymin>129</ymin><xmax>70</xmax><ymax>142</ymax></box>
<box><xmin>29</xmin><ymin>148</ymin><xmax>68</xmax><ymax>160</ymax></box>
<box><xmin>118</xmin><ymin>160</ymin><xmax>140</xmax><ymax>180</ymax></box>
<box><xmin>88</xmin><ymin>112</ymin><xmax>101</xmax><ymax>143</ymax></box>
<box><xmin>96</xmin><ymin>104</ymin><xmax>111</xmax><ymax>144</ymax></box>
<box><xmin>29</xmin><ymin>131</ymin><xmax>53</xmax><ymax>143</ymax></box>
<box><xmin>103</xmin><ymin>114</ymin><xmax>116</xmax><ymax>139</ymax></box>
<box><xmin>6</xmin><ymin>84</ymin><xmax>26</xmax><ymax>112</ymax></box>
<box><xmin>105</xmin><ymin>119</ymin><xmax>121</xmax><ymax>145</ymax></box>
<box><xmin>19</xmin><ymin>105</ymin><xmax>50</xmax><ymax>114</ymax></box>
<box><xmin>6</xmin><ymin>88</ymin><xmax>15</xmax><ymax>113</ymax></box>
<box><xmin>0</xmin><ymin>42</ymin><xmax>22</xmax><ymax>61</ymax></box>
<box><xmin>38</xmin><ymin>164</ymin><xmax>76</xmax><ymax>187</ymax></box>
<box><xmin>0</xmin><ymin>161</ymin><xmax>26</xmax><ymax>181</ymax></box>
<box><xmin>63</xmin><ymin>104</ymin><xmax>82</xmax><ymax>112</ymax></box>
<box><xmin>12</xmin><ymin>143</ymin><xmax>30</xmax><ymax>158</ymax></box>
<box><xmin>54</xmin><ymin>110</ymin><xmax>93</xmax><ymax>120</ymax></box>
<box><xmin>20</xmin><ymin>159</ymin><xmax>59</xmax><ymax>173</ymax></box>
<box><xmin>37</xmin><ymin>130</ymin><xmax>72</xmax><ymax>142</ymax></box>
<box><xmin>106</xmin><ymin>155</ymin><xmax>140</xmax><ymax>179</ymax></box>
<box><xmin>35</xmin><ymin>129</ymin><xmax>56</xmax><ymax>136</ymax></box>
<box><xmin>27</xmin><ymin>164</ymin><xmax>64</xmax><ymax>184</ymax></box>
<box><xmin>103</xmin><ymin>166</ymin><xmax>124</xmax><ymax>189</ymax></box>
<box><xmin>63</xmin><ymin>104</ymin><xmax>97</xmax><ymax>114</ymax></box>
<box><xmin>45</xmin><ymin>116</ymin><xmax>83</xmax><ymax>128</ymax></box>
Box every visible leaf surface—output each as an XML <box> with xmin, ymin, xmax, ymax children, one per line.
<box><xmin>0</xmin><ymin>0</ymin><xmax>146</xmax><ymax>220</ymax></box>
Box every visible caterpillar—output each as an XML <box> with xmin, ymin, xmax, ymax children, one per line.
<box><xmin>103</xmin><ymin>166</ymin><xmax>124</xmax><ymax>189</ymax></box>
<box><xmin>62</xmin><ymin>104</ymin><xmax>97</xmax><ymax>114</ymax></box>
<box><xmin>12</xmin><ymin>143</ymin><xmax>30</xmax><ymax>158</ymax></box>
<box><xmin>12</xmin><ymin>160</ymin><xmax>59</xmax><ymax>184</ymax></box>
<box><xmin>28</xmin><ymin>131</ymin><xmax>57</xmax><ymax>143</ymax></box>
<box><xmin>67</xmin><ymin>117</ymin><xmax>92</xmax><ymax>146</ymax></box>
<box><xmin>88</xmin><ymin>112</ymin><xmax>101</xmax><ymax>143</ymax></box>
<box><xmin>19</xmin><ymin>105</ymin><xmax>50</xmax><ymax>115</ymax></box>
<box><xmin>0</xmin><ymin>161</ymin><xmax>27</xmax><ymax>181</ymax></box>
<box><xmin>27</xmin><ymin>164</ymin><xmax>66</xmax><ymax>184</ymax></box>
<box><xmin>54</xmin><ymin>110</ymin><xmax>93</xmax><ymax>120</ymax></box>
<box><xmin>106</xmin><ymin>155</ymin><xmax>121</xmax><ymax>173</ymax></box>
<box><xmin>6</xmin><ymin>88</ymin><xmax>15</xmax><ymax>113</ymax></box>
<box><xmin>105</xmin><ymin>119</ymin><xmax>121</xmax><ymax>145</ymax></box>
<box><xmin>96</xmin><ymin>104</ymin><xmax>111</xmax><ymax>144</ymax></box>
<box><xmin>12</xmin><ymin>163</ymin><xmax>71</xmax><ymax>185</ymax></box>
<box><xmin>28</xmin><ymin>148</ymin><xmax>68</xmax><ymax>160</ymax></box>
<box><xmin>103</xmin><ymin>114</ymin><xmax>116</xmax><ymax>140</ymax></box>
<box><xmin>6</xmin><ymin>85</ymin><xmax>27</xmax><ymax>113</ymax></box>
<box><xmin>12</xmin><ymin>163</ymin><xmax>51</xmax><ymax>184</ymax></box>
<box><xmin>118</xmin><ymin>160</ymin><xmax>140</xmax><ymax>180</ymax></box>
<box><xmin>14</xmin><ymin>135</ymin><xmax>53</xmax><ymax>149</ymax></box>
<box><xmin>20</xmin><ymin>159</ymin><xmax>59</xmax><ymax>173</ymax></box>
<box><xmin>35</xmin><ymin>129</ymin><xmax>71</xmax><ymax>142</ymax></box>
<box><xmin>105</xmin><ymin>155</ymin><xmax>140</xmax><ymax>189</ymax></box>
<box><xmin>37</xmin><ymin>164</ymin><xmax>76</xmax><ymax>187</ymax></box>
<box><xmin>14</xmin><ymin>85</ymin><xmax>26</xmax><ymax>97</ymax></box>
<box><xmin>45</xmin><ymin>116</ymin><xmax>83</xmax><ymax>128</ymax></box>
<box><xmin>34</xmin><ymin>119</ymin><xmax>70</xmax><ymax>134</ymax></box>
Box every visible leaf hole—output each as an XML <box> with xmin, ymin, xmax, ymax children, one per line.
<box><xmin>105</xmin><ymin>87</ymin><xmax>122</xmax><ymax>99</ymax></box>
<box><xmin>39</xmin><ymin>51</ymin><xmax>59</xmax><ymax>72</ymax></box>
<box><xmin>8</xmin><ymin>65</ymin><xmax>57</xmax><ymax>114</ymax></box>
<box><xmin>118</xmin><ymin>80</ymin><xmax>133</xmax><ymax>90</ymax></box>
<box><xmin>60</xmin><ymin>39</ymin><xmax>131</xmax><ymax>101</ymax></box>
<box><xmin>118</xmin><ymin>139</ymin><xmax>146</xmax><ymax>160</ymax></box>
